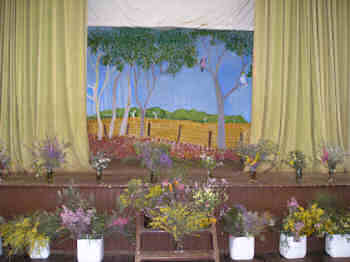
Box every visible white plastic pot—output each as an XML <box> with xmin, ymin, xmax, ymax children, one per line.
<box><xmin>77</xmin><ymin>238</ymin><xmax>104</xmax><ymax>262</ymax></box>
<box><xmin>279</xmin><ymin>233</ymin><xmax>307</xmax><ymax>259</ymax></box>
<box><xmin>325</xmin><ymin>234</ymin><xmax>350</xmax><ymax>258</ymax></box>
<box><xmin>28</xmin><ymin>239</ymin><xmax>50</xmax><ymax>259</ymax></box>
<box><xmin>229</xmin><ymin>235</ymin><xmax>255</xmax><ymax>260</ymax></box>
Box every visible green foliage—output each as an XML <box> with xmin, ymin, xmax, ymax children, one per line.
<box><xmin>145</xmin><ymin>107</ymin><xmax>168</xmax><ymax>119</ymax></box>
<box><xmin>94</xmin><ymin>107</ymin><xmax>247</xmax><ymax>123</ymax></box>
<box><xmin>191</xmin><ymin>30</ymin><xmax>253</xmax><ymax>57</ymax></box>
<box><xmin>88</xmin><ymin>28</ymin><xmax>198</xmax><ymax>75</ymax></box>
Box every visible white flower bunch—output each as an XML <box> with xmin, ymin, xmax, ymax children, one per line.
<box><xmin>90</xmin><ymin>152</ymin><xmax>111</xmax><ymax>171</ymax></box>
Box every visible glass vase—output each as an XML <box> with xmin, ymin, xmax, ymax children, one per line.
<box><xmin>174</xmin><ymin>238</ymin><xmax>185</xmax><ymax>253</ymax></box>
<box><xmin>207</xmin><ymin>169</ymin><xmax>213</xmax><ymax>178</ymax></box>
<box><xmin>328</xmin><ymin>166</ymin><xmax>336</xmax><ymax>183</ymax></box>
<box><xmin>96</xmin><ymin>169</ymin><xmax>103</xmax><ymax>183</ymax></box>
<box><xmin>150</xmin><ymin>171</ymin><xmax>157</xmax><ymax>184</ymax></box>
<box><xmin>296</xmin><ymin>167</ymin><xmax>303</xmax><ymax>184</ymax></box>
<box><xmin>249</xmin><ymin>170</ymin><xmax>257</xmax><ymax>182</ymax></box>
<box><xmin>46</xmin><ymin>168</ymin><xmax>53</xmax><ymax>184</ymax></box>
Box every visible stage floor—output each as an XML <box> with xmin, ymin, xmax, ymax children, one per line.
<box><xmin>3</xmin><ymin>159</ymin><xmax>350</xmax><ymax>186</ymax></box>
<box><xmin>0</xmin><ymin>251</ymin><xmax>344</xmax><ymax>262</ymax></box>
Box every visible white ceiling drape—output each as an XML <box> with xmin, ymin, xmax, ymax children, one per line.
<box><xmin>88</xmin><ymin>0</ymin><xmax>254</xmax><ymax>30</ymax></box>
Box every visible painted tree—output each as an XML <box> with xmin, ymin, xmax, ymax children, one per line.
<box><xmin>193</xmin><ymin>30</ymin><xmax>253</xmax><ymax>149</ymax></box>
<box><xmin>88</xmin><ymin>28</ymin><xmax>136</xmax><ymax>138</ymax></box>
<box><xmin>86</xmin><ymin>47</ymin><xmax>116</xmax><ymax>140</ymax></box>
<box><xmin>133</xmin><ymin>29</ymin><xmax>197</xmax><ymax>137</ymax></box>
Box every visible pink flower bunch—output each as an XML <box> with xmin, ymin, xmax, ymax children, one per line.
<box><xmin>321</xmin><ymin>148</ymin><xmax>329</xmax><ymax>163</ymax></box>
<box><xmin>287</xmin><ymin>197</ymin><xmax>300</xmax><ymax>209</ymax></box>
<box><xmin>110</xmin><ymin>217</ymin><xmax>129</xmax><ymax>227</ymax></box>
<box><xmin>60</xmin><ymin>205</ymin><xmax>95</xmax><ymax>238</ymax></box>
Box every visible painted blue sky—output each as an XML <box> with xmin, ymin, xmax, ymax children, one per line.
<box><xmin>87</xmin><ymin>29</ymin><xmax>252</xmax><ymax>122</ymax></box>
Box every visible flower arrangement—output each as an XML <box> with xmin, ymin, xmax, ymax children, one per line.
<box><xmin>118</xmin><ymin>177</ymin><xmax>227</xmax><ymax>247</ymax></box>
<box><xmin>318</xmin><ymin>143</ymin><xmax>346</xmax><ymax>168</ymax></box>
<box><xmin>311</xmin><ymin>194</ymin><xmax>350</xmax><ymax>236</ymax></box>
<box><xmin>90</xmin><ymin>152</ymin><xmax>111</xmax><ymax>171</ymax></box>
<box><xmin>134</xmin><ymin>141</ymin><xmax>173</xmax><ymax>182</ymax></box>
<box><xmin>148</xmin><ymin>202</ymin><xmax>214</xmax><ymax>246</ymax></box>
<box><xmin>57</xmin><ymin>186</ymin><xmax>106</xmax><ymax>239</ymax></box>
<box><xmin>235</xmin><ymin>139</ymin><xmax>279</xmax><ymax>180</ymax></box>
<box><xmin>284</xmin><ymin>150</ymin><xmax>307</xmax><ymax>170</ymax></box>
<box><xmin>200</xmin><ymin>153</ymin><xmax>223</xmax><ymax>178</ymax></box>
<box><xmin>221</xmin><ymin>204</ymin><xmax>274</xmax><ymax>240</ymax></box>
<box><xmin>284</xmin><ymin>150</ymin><xmax>308</xmax><ymax>183</ymax></box>
<box><xmin>280</xmin><ymin>197</ymin><xmax>327</xmax><ymax>240</ymax></box>
<box><xmin>316</xmin><ymin>143</ymin><xmax>348</xmax><ymax>182</ymax></box>
<box><xmin>0</xmin><ymin>211</ymin><xmax>60</xmax><ymax>257</ymax></box>
<box><xmin>28</xmin><ymin>136</ymin><xmax>70</xmax><ymax>179</ymax></box>
<box><xmin>90</xmin><ymin>151</ymin><xmax>111</xmax><ymax>181</ymax></box>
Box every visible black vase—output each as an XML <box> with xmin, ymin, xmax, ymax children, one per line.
<box><xmin>46</xmin><ymin>168</ymin><xmax>54</xmax><ymax>184</ymax></box>
<box><xmin>296</xmin><ymin>168</ymin><xmax>303</xmax><ymax>184</ymax></box>
<box><xmin>96</xmin><ymin>169</ymin><xmax>103</xmax><ymax>183</ymax></box>
<box><xmin>249</xmin><ymin>170</ymin><xmax>257</xmax><ymax>182</ymax></box>
<box><xmin>150</xmin><ymin>171</ymin><xmax>157</xmax><ymax>183</ymax></box>
<box><xmin>328</xmin><ymin>166</ymin><xmax>336</xmax><ymax>183</ymax></box>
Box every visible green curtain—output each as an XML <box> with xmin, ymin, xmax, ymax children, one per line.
<box><xmin>252</xmin><ymin>0</ymin><xmax>350</xmax><ymax>170</ymax></box>
<box><xmin>0</xmin><ymin>0</ymin><xmax>90</xmax><ymax>171</ymax></box>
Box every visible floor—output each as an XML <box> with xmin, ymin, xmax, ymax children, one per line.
<box><xmin>0</xmin><ymin>252</ymin><xmax>347</xmax><ymax>262</ymax></box>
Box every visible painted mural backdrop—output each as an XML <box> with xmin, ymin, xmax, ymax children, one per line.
<box><xmin>87</xmin><ymin>28</ymin><xmax>253</xmax><ymax>149</ymax></box>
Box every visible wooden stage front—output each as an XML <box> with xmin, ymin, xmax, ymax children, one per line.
<box><xmin>1</xmin><ymin>161</ymin><xmax>350</xmax><ymax>257</ymax></box>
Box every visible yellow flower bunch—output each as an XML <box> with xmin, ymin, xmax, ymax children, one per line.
<box><xmin>245</xmin><ymin>153</ymin><xmax>260</xmax><ymax>168</ymax></box>
<box><xmin>0</xmin><ymin>216</ymin><xmax>49</xmax><ymax>256</ymax></box>
<box><xmin>148</xmin><ymin>202</ymin><xmax>214</xmax><ymax>242</ymax></box>
<box><xmin>282</xmin><ymin>198</ymin><xmax>328</xmax><ymax>240</ymax></box>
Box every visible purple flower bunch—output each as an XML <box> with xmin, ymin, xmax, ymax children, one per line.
<box><xmin>29</xmin><ymin>136</ymin><xmax>70</xmax><ymax>170</ymax></box>
<box><xmin>60</xmin><ymin>205</ymin><xmax>95</xmax><ymax>238</ymax></box>
<box><xmin>222</xmin><ymin>204</ymin><xmax>274</xmax><ymax>240</ymax></box>
<box><xmin>134</xmin><ymin>141</ymin><xmax>172</xmax><ymax>173</ymax></box>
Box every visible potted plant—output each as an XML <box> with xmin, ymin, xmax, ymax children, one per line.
<box><xmin>0</xmin><ymin>211</ymin><xmax>59</xmax><ymax>259</ymax></box>
<box><xmin>279</xmin><ymin>197</ymin><xmax>326</xmax><ymax>259</ymax></box>
<box><xmin>27</xmin><ymin>136</ymin><xmax>70</xmax><ymax>183</ymax></box>
<box><xmin>235</xmin><ymin>139</ymin><xmax>279</xmax><ymax>182</ymax></box>
<box><xmin>324</xmin><ymin>211</ymin><xmax>350</xmax><ymax>258</ymax></box>
<box><xmin>134</xmin><ymin>141</ymin><xmax>173</xmax><ymax>183</ymax></box>
<box><xmin>57</xmin><ymin>186</ymin><xmax>107</xmax><ymax>262</ymax></box>
<box><xmin>312</xmin><ymin>194</ymin><xmax>350</xmax><ymax>258</ymax></box>
<box><xmin>316</xmin><ymin>142</ymin><xmax>347</xmax><ymax>183</ymax></box>
<box><xmin>221</xmin><ymin>204</ymin><xmax>274</xmax><ymax>260</ymax></box>
<box><xmin>284</xmin><ymin>150</ymin><xmax>307</xmax><ymax>183</ymax></box>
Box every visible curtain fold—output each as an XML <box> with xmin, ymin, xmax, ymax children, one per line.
<box><xmin>0</xmin><ymin>0</ymin><xmax>90</xmax><ymax>171</ymax></box>
<box><xmin>252</xmin><ymin>0</ymin><xmax>350</xmax><ymax>170</ymax></box>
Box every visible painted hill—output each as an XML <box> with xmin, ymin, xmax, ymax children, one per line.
<box><xmin>88</xmin><ymin>107</ymin><xmax>248</xmax><ymax>123</ymax></box>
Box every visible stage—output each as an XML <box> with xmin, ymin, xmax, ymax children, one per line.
<box><xmin>1</xmin><ymin>160</ymin><xmax>350</xmax><ymax>255</ymax></box>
